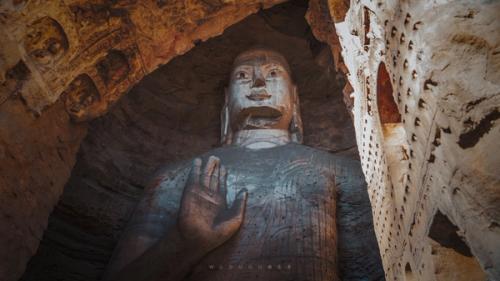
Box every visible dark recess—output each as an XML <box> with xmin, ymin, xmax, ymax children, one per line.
<box><xmin>428</xmin><ymin>210</ymin><xmax>472</xmax><ymax>257</ymax></box>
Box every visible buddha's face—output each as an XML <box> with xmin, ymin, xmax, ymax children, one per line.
<box><xmin>227</xmin><ymin>50</ymin><xmax>294</xmax><ymax>132</ymax></box>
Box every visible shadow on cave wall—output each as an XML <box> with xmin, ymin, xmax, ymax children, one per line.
<box><xmin>22</xmin><ymin>1</ymin><xmax>383</xmax><ymax>280</ymax></box>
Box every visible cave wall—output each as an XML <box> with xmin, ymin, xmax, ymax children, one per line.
<box><xmin>0</xmin><ymin>0</ymin><xmax>498</xmax><ymax>281</ymax></box>
<box><xmin>333</xmin><ymin>0</ymin><xmax>500</xmax><ymax>280</ymax></box>
<box><xmin>22</xmin><ymin>2</ymin><xmax>383</xmax><ymax>280</ymax></box>
<box><xmin>0</xmin><ymin>1</ymin><xmax>366</xmax><ymax>280</ymax></box>
<box><xmin>0</xmin><ymin>1</ymin><xmax>289</xmax><ymax>280</ymax></box>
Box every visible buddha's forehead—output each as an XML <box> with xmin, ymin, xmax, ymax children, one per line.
<box><xmin>232</xmin><ymin>49</ymin><xmax>291</xmax><ymax>73</ymax></box>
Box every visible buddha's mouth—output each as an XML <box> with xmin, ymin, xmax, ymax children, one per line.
<box><xmin>237</xmin><ymin>106</ymin><xmax>283</xmax><ymax>129</ymax></box>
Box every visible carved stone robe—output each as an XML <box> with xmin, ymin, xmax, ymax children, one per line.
<box><xmin>108</xmin><ymin>143</ymin><xmax>350</xmax><ymax>281</ymax></box>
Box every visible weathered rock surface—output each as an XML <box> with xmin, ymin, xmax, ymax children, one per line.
<box><xmin>335</xmin><ymin>0</ymin><xmax>500</xmax><ymax>280</ymax></box>
<box><xmin>0</xmin><ymin>1</ymin><xmax>290</xmax><ymax>280</ymax></box>
<box><xmin>21</xmin><ymin>2</ymin><xmax>382</xmax><ymax>280</ymax></box>
<box><xmin>1</xmin><ymin>0</ymin><xmax>498</xmax><ymax>280</ymax></box>
<box><xmin>0</xmin><ymin>98</ymin><xmax>86</xmax><ymax>280</ymax></box>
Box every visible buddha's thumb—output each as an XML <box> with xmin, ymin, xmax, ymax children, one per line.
<box><xmin>217</xmin><ymin>189</ymin><xmax>248</xmax><ymax>236</ymax></box>
<box><xmin>226</xmin><ymin>188</ymin><xmax>248</xmax><ymax>223</ymax></box>
<box><xmin>231</xmin><ymin>188</ymin><xmax>248</xmax><ymax>218</ymax></box>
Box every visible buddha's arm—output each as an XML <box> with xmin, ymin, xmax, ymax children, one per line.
<box><xmin>104</xmin><ymin>156</ymin><xmax>248</xmax><ymax>281</ymax></box>
<box><xmin>104</xmin><ymin>224</ymin><xmax>206</xmax><ymax>281</ymax></box>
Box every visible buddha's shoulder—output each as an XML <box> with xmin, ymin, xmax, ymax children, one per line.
<box><xmin>203</xmin><ymin>143</ymin><xmax>356</xmax><ymax>159</ymax></box>
<box><xmin>151</xmin><ymin>147</ymin><xmax>233</xmax><ymax>177</ymax></box>
<box><xmin>152</xmin><ymin>144</ymin><xmax>359</xmax><ymax>175</ymax></box>
<box><xmin>151</xmin><ymin>146</ymin><xmax>238</xmax><ymax>177</ymax></box>
<box><xmin>151</xmin><ymin>158</ymin><xmax>192</xmax><ymax>183</ymax></box>
<box><xmin>286</xmin><ymin>143</ymin><xmax>355</xmax><ymax>159</ymax></box>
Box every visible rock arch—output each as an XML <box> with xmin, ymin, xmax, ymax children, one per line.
<box><xmin>0</xmin><ymin>1</ymin><xmax>351</xmax><ymax>280</ymax></box>
<box><xmin>0</xmin><ymin>0</ymin><xmax>498</xmax><ymax>281</ymax></box>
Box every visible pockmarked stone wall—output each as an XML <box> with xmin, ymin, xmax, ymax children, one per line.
<box><xmin>21</xmin><ymin>2</ymin><xmax>383</xmax><ymax>280</ymax></box>
<box><xmin>1</xmin><ymin>0</ymin><xmax>498</xmax><ymax>280</ymax></box>
<box><xmin>333</xmin><ymin>0</ymin><xmax>500</xmax><ymax>280</ymax></box>
<box><xmin>0</xmin><ymin>1</ymin><xmax>288</xmax><ymax>280</ymax></box>
<box><xmin>1</xmin><ymin>1</ymin><xmax>371</xmax><ymax>280</ymax></box>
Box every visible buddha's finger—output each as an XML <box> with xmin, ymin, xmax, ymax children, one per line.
<box><xmin>187</xmin><ymin>158</ymin><xmax>202</xmax><ymax>188</ymax></box>
<box><xmin>203</xmin><ymin>156</ymin><xmax>219</xmax><ymax>188</ymax></box>
<box><xmin>218</xmin><ymin>166</ymin><xmax>228</xmax><ymax>208</ymax></box>
<box><xmin>209</xmin><ymin>163</ymin><xmax>219</xmax><ymax>193</ymax></box>
<box><xmin>218</xmin><ymin>166</ymin><xmax>227</xmax><ymax>195</ymax></box>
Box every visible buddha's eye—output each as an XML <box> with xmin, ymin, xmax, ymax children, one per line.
<box><xmin>236</xmin><ymin>71</ymin><xmax>249</xmax><ymax>80</ymax></box>
<box><xmin>267</xmin><ymin>69</ymin><xmax>279</xmax><ymax>79</ymax></box>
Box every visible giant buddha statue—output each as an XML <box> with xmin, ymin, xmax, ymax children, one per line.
<box><xmin>104</xmin><ymin>48</ymin><xmax>343</xmax><ymax>281</ymax></box>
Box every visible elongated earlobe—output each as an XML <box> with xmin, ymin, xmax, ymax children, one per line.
<box><xmin>289</xmin><ymin>85</ymin><xmax>303</xmax><ymax>144</ymax></box>
<box><xmin>221</xmin><ymin>88</ymin><xmax>233</xmax><ymax>145</ymax></box>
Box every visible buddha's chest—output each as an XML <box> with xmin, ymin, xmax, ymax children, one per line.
<box><xmin>186</xmin><ymin>150</ymin><xmax>338</xmax><ymax>281</ymax></box>
<box><xmin>224</xmin><ymin>161</ymin><xmax>335</xmax><ymax>210</ymax></box>
<box><xmin>209</xmin><ymin>147</ymin><xmax>336</xmax><ymax>207</ymax></box>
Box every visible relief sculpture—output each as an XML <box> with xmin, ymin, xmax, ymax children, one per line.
<box><xmin>63</xmin><ymin>74</ymin><xmax>100</xmax><ymax>122</ymax></box>
<box><xmin>23</xmin><ymin>17</ymin><xmax>68</xmax><ymax>66</ymax></box>
<box><xmin>103</xmin><ymin>48</ymin><xmax>342</xmax><ymax>281</ymax></box>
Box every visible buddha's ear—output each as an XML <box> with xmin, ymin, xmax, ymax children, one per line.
<box><xmin>289</xmin><ymin>84</ymin><xmax>303</xmax><ymax>144</ymax></box>
<box><xmin>221</xmin><ymin>87</ymin><xmax>233</xmax><ymax>145</ymax></box>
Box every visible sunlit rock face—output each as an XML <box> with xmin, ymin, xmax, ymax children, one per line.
<box><xmin>1</xmin><ymin>0</ymin><xmax>288</xmax><ymax>116</ymax></box>
<box><xmin>334</xmin><ymin>0</ymin><xmax>500</xmax><ymax>280</ymax></box>
<box><xmin>0</xmin><ymin>1</ymin><xmax>292</xmax><ymax>280</ymax></box>
<box><xmin>0</xmin><ymin>0</ymin><xmax>497</xmax><ymax>280</ymax></box>
<box><xmin>20</xmin><ymin>2</ymin><xmax>382</xmax><ymax>281</ymax></box>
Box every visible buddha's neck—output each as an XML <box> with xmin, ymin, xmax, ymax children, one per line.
<box><xmin>233</xmin><ymin>129</ymin><xmax>291</xmax><ymax>149</ymax></box>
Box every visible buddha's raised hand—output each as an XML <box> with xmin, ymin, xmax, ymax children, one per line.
<box><xmin>178</xmin><ymin>156</ymin><xmax>248</xmax><ymax>253</ymax></box>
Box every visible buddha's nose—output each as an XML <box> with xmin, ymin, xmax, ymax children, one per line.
<box><xmin>248</xmin><ymin>72</ymin><xmax>271</xmax><ymax>101</ymax></box>
<box><xmin>251</xmin><ymin>68</ymin><xmax>266</xmax><ymax>89</ymax></box>
<box><xmin>251</xmin><ymin>77</ymin><xmax>266</xmax><ymax>88</ymax></box>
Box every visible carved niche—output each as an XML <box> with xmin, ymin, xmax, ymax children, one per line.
<box><xmin>96</xmin><ymin>50</ymin><xmax>130</xmax><ymax>86</ymax></box>
<box><xmin>23</xmin><ymin>17</ymin><xmax>69</xmax><ymax>66</ymax></box>
<box><xmin>63</xmin><ymin>74</ymin><xmax>100</xmax><ymax>122</ymax></box>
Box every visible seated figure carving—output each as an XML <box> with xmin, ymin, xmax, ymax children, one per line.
<box><xmin>104</xmin><ymin>48</ymin><xmax>344</xmax><ymax>281</ymax></box>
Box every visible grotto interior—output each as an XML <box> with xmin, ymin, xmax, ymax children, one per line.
<box><xmin>0</xmin><ymin>0</ymin><xmax>499</xmax><ymax>281</ymax></box>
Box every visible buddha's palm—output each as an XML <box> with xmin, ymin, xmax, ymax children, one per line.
<box><xmin>178</xmin><ymin>156</ymin><xmax>248</xmax><ymax>253</ymax></box>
